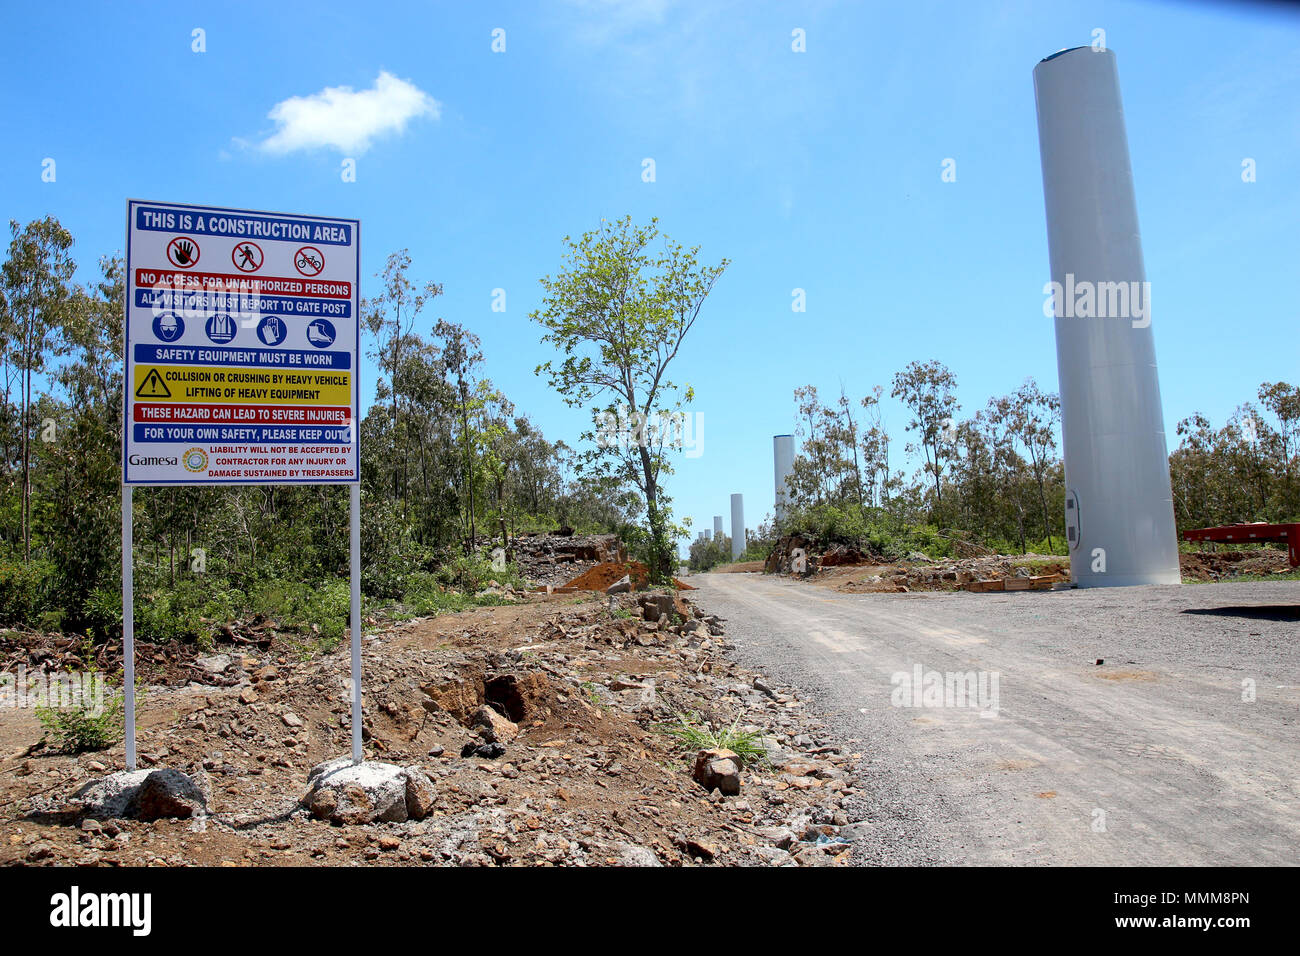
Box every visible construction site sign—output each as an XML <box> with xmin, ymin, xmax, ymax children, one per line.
<box><xmin>123</xmin><ymin>200</ymin><xmax>360</xmax><ymax>484</ymax></box>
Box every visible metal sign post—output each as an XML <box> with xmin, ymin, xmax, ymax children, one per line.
<box><xmin>122</xmin><ymin>199</ymin><xmax>361</xmax><ymax>767</ymax></box>
<box><xmin>350</xmin><ymin>482</ymin><xmax>362</xmax><ymax>763</ymax></box>
<box><xmin>121</xmin><ymin>486</ymin><xmax>136</xmax><ymax>771</ymax></box>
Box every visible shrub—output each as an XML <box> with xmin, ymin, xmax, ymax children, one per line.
<box><xmin>252</xmin><ymin>578</ymin><xmax>350</xmax><ymax>639</ymax></box>
<box><xmin>35</xmin><ymin>638</ymin><xmax>136</xmax><ymax>753</ymax></box>
<box><xmin>687</xmin><ymin>537</ymin><xmax>730</xmax><ymax>572</ymax></box>
<box><xmin>36</xmin><ymin>692</ymin><xmax>125</xmax><ymax>753</ymax></box>
<box><xmin>401</xmin><ymin>571</ymin><xmax>513</xmax><ymax>618</ymax></box>
<box><xmin>434</xmin><ymin>552</ymin><xmax>525</xmax><ymax>592</ymax></box>
<box><xmin>138</xmin><ymin>578</ymin><xmax>226</xmax><ymax>644</ymax></box>
<box><xmin>0</xmin><ymin>559</ymin><xmax>55</xmax><ymax>628</ymax></box>
<box><xmin>81</xmin><ymin>586</ymin><xmax>123</xmax><ymax>639</ymax></box>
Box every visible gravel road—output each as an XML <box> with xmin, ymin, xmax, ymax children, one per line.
<box><xmin>688</xmin><ymin>572</ymin><xmax>1300</xmax><ymax>866</ymax></box>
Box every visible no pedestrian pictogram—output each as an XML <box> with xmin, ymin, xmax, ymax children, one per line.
<box><xmin>232</xmin><ymin>241</ymin><xmax>264</xmax><ymax>272</ymax></box>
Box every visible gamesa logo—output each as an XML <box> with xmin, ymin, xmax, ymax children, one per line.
<box><xmin>49</xmin><ymin>886</ymin><xmax>151</xmax><ymax>936</ymax></box>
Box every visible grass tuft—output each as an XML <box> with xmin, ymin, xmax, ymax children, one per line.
<box><xmin>659</xmin><ymin>711</ymin><xmax>769</xmax><ymax>768</ymax></box>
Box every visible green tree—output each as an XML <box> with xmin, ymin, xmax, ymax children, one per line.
<box><xmin>1004</xmin><ymin>379</ymin><xmax>1061</xmax><ymax>551</ymax></box>
<box><xmin>891</xmin><ymin>359</ymin><xmax>959</xmax><ymax>517</ymax></box>
<box><xmin>531</xmin><ymin>216</ymin><xmax>728</xmax><ymax>583</ymax></box>
<box><xmin>434</xmin><ymin>320</ymin><xmax>485</xmax><ymax>551</ymax></box>
<box><xmin>858</xmin><ymin>385</ymin><xmax>892</xmax><ymax>509</ymax></box>
<box><xmin>1258</xmin><ymin>381</ymin><xmax>1300</xmax><ymax>516</ymax></box>
<box><xmin>361</xmin><ymin>251</ymin><xmax>442</xmax><ymax>517</ymax></box>
<box><xmin>688</xmin><ymin>534</ymin><xmax>730</xmax><ymax>572</ymax></box>
<box><xmin>43</xmin><ymin>256</ymin><xmax>124</xmax><ymax>611</ymax></box>
<box><xmin>2</xmin><ymin>218</ymin><xmax>75</xmax><ymax>561</ymax></box>
<box><xmin>982</xmin><ymin>396</ymin><xmax>1032</xmax><ymax>552</ymax></box>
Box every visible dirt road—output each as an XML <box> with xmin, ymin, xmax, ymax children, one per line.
<box><xmin>688</xmin><ymin>572</ymin><xmax>1300</xmax><ymax>865</ymax></box>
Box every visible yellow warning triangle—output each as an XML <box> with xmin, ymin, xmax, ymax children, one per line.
<box><xmin>136</xmin><ymin>369</ymin><xmax>171</xmax><ymax>398</ymax></box>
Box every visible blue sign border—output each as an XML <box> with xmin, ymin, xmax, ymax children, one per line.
<box><xmin>123</xmin><ymin>199</ymin><xmax>360</xmax><ymax>486</ymax></box>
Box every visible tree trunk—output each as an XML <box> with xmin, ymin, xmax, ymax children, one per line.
<box><xmin>1033</xmin><ymin>456</ymin><xmax>1054</xmax><ymax>551</ymax></box>
<box><xmin>461</xmin><ymin>378</ymin><xmax>476</xmax><ymax>553</ymax></box>
<box><xmin>927</xmin><ymin>439</ymin><xmax>943</xmax><ymax>513</ymax></box>
<box><xmin>843</xmin><ymin>402</ymin><xmax>864</xmax><ymax>508</ymax></box>
<box><xmin>637</xmin><ymin>442</ymin><xmax>671</xmax><ymax>584</ymax></box>
<box><xmin>20</xmin><ymin>364</ymin><xmax>30</xmax><ymax>563</ymax></box>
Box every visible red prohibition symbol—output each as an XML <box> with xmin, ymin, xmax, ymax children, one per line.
<box><xmin>294</xmin><ymin>246</ymin><xmax>325</xmax><ymax>277</ymax></box>
<box><xmin>166</xmin><ymin>236</ymin><xmax>200</xmax><ymax>269</ymax></box>
<box><xmin>231</xmin><ymin>240</ymin><xmax>264</xmax><ymax>273</ymax></box>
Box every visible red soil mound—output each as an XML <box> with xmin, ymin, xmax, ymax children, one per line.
<box><xmin>560</xmin><ymin>561</ymin><xmax>694</xmax><ymax>591</ymax></box>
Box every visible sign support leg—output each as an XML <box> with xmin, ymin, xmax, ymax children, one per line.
<box><xmin>122</xmin><ymin>484</ymin><xmax>136</xmax><ymax>771</ymax></box>
<box><xmin>350</xmin><ymin>482</ymin><xmax>362</xmax><ymax>764</ymax></box>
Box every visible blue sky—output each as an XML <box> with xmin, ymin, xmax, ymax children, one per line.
<box><xmin>4</xmin><ymin>0</ymin><xmax>1298</xmax><ymax>548</ymax></box>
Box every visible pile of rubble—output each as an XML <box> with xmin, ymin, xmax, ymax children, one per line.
<box><xmin>1179</xmin><ymin>548</ymin><xmax>1291</xmax><ymax>581</ymax></box>
<box><xmin>763</xmin><ymin>534</ymin><xmax>823</xmax><ymax>575</ymax></box>
<box><xmin>4</xmin><ymin>590</ymin><xmax>867</xmax><ymax>867</ymax></box>
<box><xmin>0</xmin><ymin>630</ymin><xmax>245</xmax><ymax>689</ymax></box>
<box><xmin>510</xmin><ymin>531</ymin><xmax>623</xmax><ymax>587</ymax></box>
<box><xmin>832</xmin><ymin>555</ymin><xmax>1068</xmax><ymax>592</ymax></box>
<box><xmin>762</xmin><ymin>533</ymin><xmax>1065</xmax><ymax>591</ymax></box>
<box><xmin>554</xmin><ymin>561</ymin><xmax>694</xmax><ymax>593</ymax></box>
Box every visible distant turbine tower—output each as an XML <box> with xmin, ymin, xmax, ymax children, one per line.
<box><xmin>773</xmin><ymin>435</ymin><xmax>795</xmax><ymax>522</ymax></box>
<box><xmin>730</xmin><ymin>494</ymin><xmax>745</xmax><ymax>561</ymax></box>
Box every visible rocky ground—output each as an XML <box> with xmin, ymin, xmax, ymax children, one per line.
<box><xmin>759</xmin><ymin>538</ymin><xmax>1292</xmax><ymax>593</ymax></box>
<box><xmin>0</xmin><ymin>589</ymin><xmax>868</xmax><ymax>867</ymax></box>
<box><xmin>822</xmin><ymin>555</ymin><xmax>1069</xmax><ymax>593</ymax></box>
<box><xmin>1177</xmin><ymin>547</ymin><xmax>1293</xmax><ymax>581</ymax></box>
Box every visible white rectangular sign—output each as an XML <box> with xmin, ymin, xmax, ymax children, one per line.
<box><xmin>124</xmin><ymin>200</ymin><xmax>360</xmax><ymax>484</ymax></box>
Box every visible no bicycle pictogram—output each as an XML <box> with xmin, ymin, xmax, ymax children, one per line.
<box><xmin>294</xmin><ymin>246</ymin><xmax>325</xmax><ymax>277</ymax></box>
<box><xmin>135</xmin><ymin>368</ymin><xmax>171</xmax><ymax>398</ymax></box>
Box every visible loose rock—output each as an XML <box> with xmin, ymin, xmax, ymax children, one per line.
<box><xmin>300</xmin><ymin>758</ymin><xmax>436</xmax><ymax>825</ymax></box>
<box><xmin>692</xmin><ymin>748</ymin><xmax>742</xmax><ymax>796</ymax></box>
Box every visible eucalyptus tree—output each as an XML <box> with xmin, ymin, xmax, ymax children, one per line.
<box><xmin>531</xmin><ymin>216</ymin><xmax>728</xmax><ymax>583</ymax></box>
<box><xmin>891</xmin><ymin>360</ymin><xmax>959</xmax><ymax>516</ymax></box>
<box><xmin>2</xmin><ymin>217</ymin><xmax>76</xmax><ymax>561</ymax></box>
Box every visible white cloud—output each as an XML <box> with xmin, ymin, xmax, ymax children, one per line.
<box><xmin>258</xmin><ymin>71</ymin><xmax>439</xmax><ymax>155</ymax></box>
